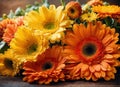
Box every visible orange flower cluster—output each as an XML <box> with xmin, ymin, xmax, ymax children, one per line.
<box><xmin>92</xmin><ymin>5</ymin><xmax>120</xmax><ymax>19</ymax></box>
<box><xmin>87</xmin><ymin>0</ymin><xmax>103</xmax><ymax>6</ymax></box>
<box><xmin>63</xmin><ymin>22</ymin><xmax>120</xmax><ymax>81</ymax></box>
<box><xmin>0</xmin><ymin>0</ymin><xmax>120</xmax><ymax>85</ymax></box>
<box><xmin>23</xmin><ymin>46</ymin><xmax>66</xmax><ymax>84</ymax></box>
<box><xmin>23</xmin><ymin>21</ymin><xmax>120</xmax><ymax>84</ymax></box>
<box><xmin>0</xmin><ymin>17</ymin><xmax>24</xmax><ymax>44</ymax></box>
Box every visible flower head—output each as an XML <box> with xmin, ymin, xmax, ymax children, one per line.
<box><xmin>87</xmin><ymin>0</ymin><xmax>103</xmax><ymax>6</ymax></box>
<box><xmin>0</xmin><ymin>49</ymin><xmax>22</xmax><ymax>76</ymax></box>
<box><xmin>63</xmin><ymin>22</ymin><xmax>120</xmax><ymax>81</ymax></box>
<box><xmin>0</xmin><ymin>19</ymin><xmax>15</xmax><ymax>40</ymax></box>
<box><xmin>1</xmin><ymin>17</ymin><xmax>24</xmax><ymax>44</ymax></box>
<box><xmin>65</xmin><ymin>1</ymin><xmax>82</xmax><ymax>19</ymax></box>
<box><xmin>81</xmin><ymin>11</ymin><xmax>98</xmax><ymax>22</ymax></box>
<box><xmin>10</xmin><ymin>26</ymin><xmax>49</xmax><ymax>61</ymax></box>
<box><xmin>92</xmin><ymin>5</ymin><xmax>120</xmax><ymax>19</ymax></box>
<box><xmin>23</xmin><ymin>46</ymin><xmax>66</xmax><ymax>84</ymax></box>
<box><xmin>24</xmin><ymin>5</ymin><xmax>72</xmax><ymax>43</ymax></box>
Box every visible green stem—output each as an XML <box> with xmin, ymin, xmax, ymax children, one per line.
<box><xmin>60</xmin><ymin>0</ymin><xmax>65</xmax><ymax>6</ymax></box>
<box><xmin>76</xmin><ymin>0</ymin><xmax>80</xmax><ymax>2</ymax></box>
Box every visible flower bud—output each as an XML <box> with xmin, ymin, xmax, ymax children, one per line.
<box><xmin>65</xmin><ymin>1</ymin><xmax>82</xmax><ymax>19</ymax></box>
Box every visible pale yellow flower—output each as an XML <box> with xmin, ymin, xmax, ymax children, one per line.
<box><xmin>24</xmin><ymin>5</ymin><xmax>72</xmax><ymax>43</ymax></box>
<box><xmin>81</xmin><ymin>11</ymin><xmax>98</xmax><ymax>22</ymax></box>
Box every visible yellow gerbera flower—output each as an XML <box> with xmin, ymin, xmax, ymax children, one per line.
<box><xmin>23</xmin><ymin>46</ymin><xmax>66</xmax><ymax>84</ymax></box>
<box><xmin>0</xmin><ymin>49</ymin><xmax>22</xmax><ymax>76</ymax></box>
<box><xmin>81</xmin><ymin>11</ymin><xmax>98</xmax><ymax>22</ymax></box>
<box><xmin>10</xmin><ymin>26</ymin><xmax>49</xmax><ymax>61</ymax></box>
<box><xmin>24</xmin><ymin>5</ymin><xmax>72</xmax><ymax>43</ymax></box>
<box><xmin>63</xmin><ymin>21</ymin><xmax>120</xmax><ymax>81</ymax></box>
<box><xmin>92</xmin><ymin>5</ymin><xmax>120</xmax><ymax>19</ymax></box>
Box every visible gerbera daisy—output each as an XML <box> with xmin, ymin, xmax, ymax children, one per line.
<box><xmin>1</xmin><ymin>17</ymin><xmax>24</xmax><ymax>44</ymax></box>
<box><xmin>23</xmin><ymin>46</ymin><xmax>66</xmax><ymax>84</ymax></box>
<box><xmin>0</xmin><ymin>49</ymin><xmax>22</xmax><ymax>76</ymax></box>
<box><xmin>65</xmin><ymin>1</ymin><xmax>82</xmax><ymax>19</ymax></box>
<box><xmin>63</xmin><ymin>21</ymin><xmax>120</xmax><ymax>81</ymax></box>
<box><xmin>10</xmin><ymin>26</ymin><xmax>49</xmax><ymax>61</ymax></box>
<box><xmin>81</xmin><ymin>11</ymin><xmax>98</xmax><ymax>22</ymax></box>
<box><xmin>92</xmin><ymin>5</ymin><xmax>120</xmax><ymax>19</ymax></box>
<box><xmin>0</xmin><ymin>19</ymin><xmax>15</xmax><ymax>39</ymax></box>
<box><xmin>87</xmin><ymin>0</ymin><xmax>103</xmax><ymax>6</ymax></box>
<box><xmin>24</xmin><ymin>5</ymin><xmax>72</xmax><ymax>43</ymax></box>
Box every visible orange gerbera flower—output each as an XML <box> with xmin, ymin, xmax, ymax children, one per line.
<box><xmin>65</xmin><ymin>1</ymin><xmax>82</xmax><ymax>19</ymax></box>
<box><xmin>23</xmin><ymin>46</ymin><xmax>66</xmax><ymax>84</ymax></box>
<box><xmin>63</xmin><ymin>21</ymin><xmax>120</xmax><ymax>81</ymax></box>
<box><xmin>92</xmin><ymin>5</ymin><xmax>120</xmax><ymax>19</ymax></box>
<box><xmin>1</xmin><ymin>17</ymin><xmax>24</xmax><ymax>44</ymax></box>
<box><xmin>0</xmin><ymin>19</ymin><xmax>15</xmax><ymax>39</ymax></box>
<box><xmin>87</xmin><ymin>0</ymin><xmax>103</xmax><ymax>6</ymax></box>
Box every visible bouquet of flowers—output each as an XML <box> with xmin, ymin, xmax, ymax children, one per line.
<box><xmin>0</xmin><ymin>0</ymin><xmax>120</xmax><ymax>84</ymax></box>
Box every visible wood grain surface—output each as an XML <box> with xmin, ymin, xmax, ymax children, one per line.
<box><xmin>0</xmin><ymin>68</ymin><xmax>120</xmax><ymax>87</ymax></box>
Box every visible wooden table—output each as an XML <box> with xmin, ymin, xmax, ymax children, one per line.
<box><xmin>0</xmin><ymin>69</ymin><xmax>120</xmax><ymax>87</ymax></box>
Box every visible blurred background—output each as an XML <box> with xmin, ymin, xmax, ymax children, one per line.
<box><xmin>0</xmin><ymin>0</ymin><xmax>120</xmax><ymax>17</ymax></box>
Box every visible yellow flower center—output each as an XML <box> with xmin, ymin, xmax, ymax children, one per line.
<box><xmin>4</xmin><ymin>58</ymin><xmax>13</xmax><ymax>70</ymax></box>
<box><xmin>44</xmin><ymin>22</ymin><xmax>55</xmax><ymax>30</ymax></box>
<box><xmin>82</xmin><ymin>43</ymin><xmax>97</xmax><ymax>57</ymax></box>
<box><xmin>42</xmin><ymin>61</ymin><xmax>53</xmax><ymax>71</ymax></box>
<box><xmin>28</xmin><ymin>44</ymin><xmax>38</xmax><ymax>54</ymax></box>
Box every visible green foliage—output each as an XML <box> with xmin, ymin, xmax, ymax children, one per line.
<box><xmin>101</xmin><ymin>17</ymin><xmax>120</xmax><ymax>43</ymax></box>
<box><xmin>60</xmin><ymin>0</ymin><xmax>66</xmax><ymax>6</ymax></box>
<box><xmin>101</xmin><ymin>17</ymin><xmax>120</xmax><ymax>32</ymax></box>
<box><xmin>0</xmin><ymin>41</ymin><xmax>9</xmax><ymax>53</ymax></box>
<box><xmin>25</xmin><ymin>2</ymin><xmax>41</xmax><ymax>12</ymax></box>
<box><xmin>0</xmin><ymin>0</ymin><xmax>50</xmax><ymax>20</ymax></box>
<box><xmin>15</xmin><ymin>7</ymin><xmax>25</xmax><ymax>16</ymax></box>
<box><xmin>42</xmin><ymin>0</ymin><xmax>49</xmax><ymax>7</ymax></box>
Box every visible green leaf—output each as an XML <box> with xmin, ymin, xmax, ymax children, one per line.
<box><xmin>0</xmin><ymin>17</ymin><xmax>3</xmax><ymax>21</ymax></box>
<box><xmin>15</xmin><ymin>7</ymin><xmax>25</xmax><ymax>16</ymax></box>
<box><xmin>60</xmin><ymin>0</ymin><xmax>65</xmax><ymax>6</ymax></box>
<box><xmin>8</xmin><ymin>10</ymin><xmax>15</xmax><ymax>18</ymax></box>
<box><xmin>42</xmin><ymin>0</ymin><xmax>49</xmax><ymax>7</ymax></box>
<box><xmin>25</xmin><ymin>2</ymin><xmax>41</xmax><ymax>12</ymax></box>
<box><xmin>0</xmin><ymin>41</ymin><xmax>9</xmax><ymax>53</ymax></box>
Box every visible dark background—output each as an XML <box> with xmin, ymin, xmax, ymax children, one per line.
<box><xmin>0</xmin><ymin>0</ymin><xmax>120</xmax><ymax>16</ymax></box>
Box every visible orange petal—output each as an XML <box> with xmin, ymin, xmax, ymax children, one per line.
<box><xmin>93</xmin><ymin>64</ymin><xmax>101</xmax><ymax>72</ymax></box>
<box><xmin>94</xmin><ymin>71</ymin><xmax>101</xmax><ymax>78</ymax></box>
<box><xmin>100</xmin><ymin>61</ymin><xmax>108</xmax><ymax>71</ymax></box>
<box><xmin>81</xmin><ymin>63</ymin><xmax>89</xmax><ymax>72</ymax></box>
<box><xmin>89</xmin><ymin>66</ymin><xmax>95</xmax><ymax>73</ymax></box>
<box><xmin>84</xmin><ymin>70</ymin><xmax>90</xmax><ymax>77</ymax></box>
<box><xmin>85</xmin><ymin>73</ymin><xmax>92</xmax><ymax>80</ymax></box>
<box><xmin>101</xmin><ymin>70</ymin><xmax>106</xmax><ymax>77</ymax></box>
<box><xmin>91</xmin><ymin>74</ymin><xmax>98</xmax><ymax>81</ymax></box>
<box><xmin>104</xmin><ymin>54</ymin><xmax>113</xmax><ymax>59</ymax></box>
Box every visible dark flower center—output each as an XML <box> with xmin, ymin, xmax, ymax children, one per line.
<box><xmin>28</xmin><ymin>44</ymin><xmax>38</xmax><ymax>54</ymax></box>
<box><xmin>70</xmin><ymin>8</ymin><xmax>75</xmax><ymax>14</ymax></box>
<box><xmin>4</xmin><ymin>58</ymin><xmax>13</xmax><ymax>70</ymax></box>
<box><xmin>44</xmin><ymin>22</ymin><xmax>55</xmax><ymax>30</ymax></box>
<box><xmin>42</xmin><ymin>62</ymin><xmax>53</xmax><ymax>71</ymax></box>
<box><xmin>82</xmin><ymin>43</ymin><xmax>97</xmax><ymax>56</ymax></box>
